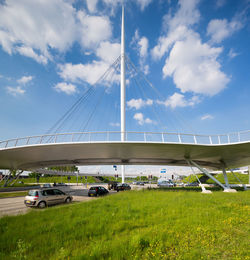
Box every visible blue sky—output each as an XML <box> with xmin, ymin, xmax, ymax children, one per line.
<box><xmin>0</xmin><ymin>0</ymin><xmax>250</xmax><ymax>142</ymax></box>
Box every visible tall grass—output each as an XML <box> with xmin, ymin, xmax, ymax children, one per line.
<box><xmin>184</xmin><ymin>172</ymin><xmax>249</xmax><ymax>184</ymax></box>
<box><xmin>20</xmin><ymin>176</ymin><xmax>99</xmax><ymax>184</ymax></box>
<box><xmin>0</xmin><ymin>190</ymin><xmax>249</xmax><ymax>259</ymax></box>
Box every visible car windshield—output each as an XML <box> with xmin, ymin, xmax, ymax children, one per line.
<box><xmin>90</xmin><ymin>187</ymin><xmax>97</xmax><ymax>190</ymax></box>
<box><xmin>28</xmin><ymin>190</ymin><xmax>38</xmax><ymax>196</ymax></box>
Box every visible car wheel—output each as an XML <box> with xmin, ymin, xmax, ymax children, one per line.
<box><xmin>38</xmin><ymin>201</ymin><xmax>46</xmax><ymax>209</ymax></box>
<box><xmin>65</xmin><ymin>197</ymin><xmax>71</xmax><ymax>203</ymax></box>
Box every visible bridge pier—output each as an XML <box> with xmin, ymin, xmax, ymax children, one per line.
<box><xmin>121</xmin><ymin>165</ymin><xmax>125</xmax><ymax>183</ymax></box>
<box><xmin>187</xmin><ymin>159</ymin><xmax>237</xmax><ymax>192</ymax></box>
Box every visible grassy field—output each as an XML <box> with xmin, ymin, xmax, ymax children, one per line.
<box><xmin>16</xmin><ymin>176</ymin><xmax>101</xmax><ymax>185</ymax></box>
<box><xmin>0</xmin><ymin>190</ymin><xmax>249</xmax><ymax>259</ymax></box>
<box><xmin>184</xmin><ymin>172</ymin><xmax>249</xmax><ymax>184</ymax></box>
<box><xmin>0</xmin><ymin>191</ymin><xmax>27</xmax><ymax>198</ymax></box>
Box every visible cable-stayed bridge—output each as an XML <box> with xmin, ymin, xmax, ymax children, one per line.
<box><xmin>0</xmin><ymin>7</ymin><xmax>249</xmax><ymax>192</ymax></box>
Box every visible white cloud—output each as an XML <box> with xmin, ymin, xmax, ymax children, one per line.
<box><xmin>138</xmin><ymin>36</ymin><xmax>148</xmax><ymax>58</ymax></box>
<box><xmin>131</xmin><ymin>30</ymin><xmax>150</xmax><ymax>74</ymax></box>
<box><xmin>157</xmin><ymin>93</ymin><xmax>200</xmax><ymax>109</ymax></box>
<box><xmin>201</xmin><ymin>114</ymin><xmax>214</xmax><ymax>120</ymax></box>
<box><xmin>54</xmin><ymin>82</ymin><xmax>77</xmax><ymax>95</ymax></box>
<box><xmin>136</xmin><ymin>0</ymin><xmax>153</xmax><ymax>11</ymax></box>
<box><xmin>6</xmin><ymin>86</ymin><xmax>25</xmax><ymax>96</ymax></box>
<box><xmin>162</xmin><ymin>32</ymin><xmax>230</xmax><ymax>96</ymax></box>
<box><xmin>0</xmin><ymin>0</ymin><xmax>77</xmax><ymax>62</ymax></box>
<box><xmin>16</xmin><ymin>46</ymin><xmax>48</xmax><ymax>64</ymax></box>
<box><xmin>58</xmin><ymin>41</ymin><xmax>120</xmax><ymax>85</ymax></box>
<box><xmin>151</xmin><ymin>0</ymin><xmax>201</xmax><ymax>60</ymax></box>
<box><xmin>133</xmin><ymin>112</ymin><xmax>153</xmax><ymax>125</ymax></box>
<box><xmin>151</xmin><ymin>0</ymin><xmax>231</xmax><ymax>97</ymax></box>
<box><xmin>228</xmin><ymin>48</ymin><xmax>239</xmax><ymax>59</ymax></box>
<box><xmin>96</xmin><ymin>41</ymin><xmax>120</xmax><ymax>63</ymax></box>
<box><xmin>207</xmin><ymin>18</ymin><xmax>242</xmax><ymax>43</ymax></box>
<box><xmin>127</xmin><ymin>98</ymin><xmax>153</xmax><ymax>110</ymax></box>
<box><xmin>164</xmin><ymin>0</ymin><xmax>200</xmax><ymax>32</ymax></box>
<box><xmin>58</xmin><ymin>61</ymin><xmax>110</xmax><ymax>85</ymax></box>
<box><xmin>77</xmin><ymin>11</ymin><xmax>112</xmax><ymax>49</ymax></box>
<box><xmin>86</xmin><ymin>0</ymin><xmax>98</xmax><ymax>13</ymax></box>
<box><xmin>17</xmin><ymin>75</ymin><xmax>33</xmax><ymax>85</ymax></box>
<box><xmin>151</xmin><ymin>25</ymin><xmax>188</xmax><ymax>60</ymax></box>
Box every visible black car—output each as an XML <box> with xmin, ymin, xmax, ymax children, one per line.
<box><xmin>88</xmin><ymin>186</ymin><xmax>109</xmax><ymax>197</ymax></box>
<box><xmin>108</xmin><ymin>181</ymin><xmax>118</xmax><ymax>190</ymax></box>
<box><xmin>116</xmin><ymin>183</ymin><xmax>131</xmax><ymax>192</ymax></box>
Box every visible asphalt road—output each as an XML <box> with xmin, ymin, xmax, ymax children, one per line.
<box><xmin>0</xmin><ymin>185</ymin><xmax>117</xmax><ymax>217</ymax></box>
<box><xmin>0</xmin><ymin>184</ymin><xmax>154</xmax><ymax>217</ymax></box>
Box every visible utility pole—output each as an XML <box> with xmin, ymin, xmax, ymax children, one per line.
<box><xmin>120</xmin><ymin>5</ymin><xmax>126</xmax><ymax>183</ymax></box>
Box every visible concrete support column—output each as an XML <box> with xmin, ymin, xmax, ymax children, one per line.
<box><xmin>222</xmin><ymin>168</ymin><xmax>230</xmax><ymax>189</ymax></box>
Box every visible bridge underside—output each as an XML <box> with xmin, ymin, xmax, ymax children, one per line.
<box><xmin>1</xmin><ymin>141</ymin><xmax>250</xmax><ymax>170</ymax></box>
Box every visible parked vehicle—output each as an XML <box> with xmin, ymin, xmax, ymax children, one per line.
<box><xmin>158</xmin><ymin>181</ymin><xmax>174</xmax><ymax>188</ymax></box>
<box><xmin>108</xmin><ymin>181</ymin><xmax>118</xmax><ymax>190</ymax></box>
<box><xmin>88</xmin><ymin>186</ymin><xmax>109</xmax><ymax>197</ymax></box>
<box><xmin>116</xmin><ymin>183</ymin><xmax>131</xmax><ymax>192</ymax></box>
<box><xmin>135</xmin><ymin>181</ymin><xmax>144</xmax><ymax>186</ymax></box>
<box><xmin>24</xmin><ymin>188</ymin><xmax>72</xmax><ymax>208</ymax></box>
<box><xmin>157</xmin><ymin>178</ymin><xmax>176</xmax><ymax>188</ymax></box>
<box><xmin>42</xmin><ymin>183</ymin><xmax>52</xmax><ymax>188</ymax></box>
<box><xmin>184</xmin><ymin>182</ymin><xmax>199</xmax><ymax>187</ymax></box>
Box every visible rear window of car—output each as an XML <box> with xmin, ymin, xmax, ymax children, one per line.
<box><xmin>28</xmin><ymin>190</ymin><xmax>38</xmax><ymax>196</ymax></box>
<box><xmin>90</xmin><ymin>187</ymin><xmax>97</xmax><ymax>190</ymax></box>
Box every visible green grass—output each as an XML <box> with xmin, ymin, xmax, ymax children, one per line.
<box><xmin>0</xmin><ymin>191</ymin><xmax>27</xmax><ymax>198</ymax></box>
<box><xmin>0</xmin><ymin>190</ymin><xmax>249</xmax><ymax>259</ymax></box>
<box><xmin>184</xmin><ymin>172</ymin><xmax>249</xmax><ymax>184</ymax></box>
<box><xmin>19</xmin><ymin>176</ymin><xmax>99</xmax><ymax>184</ymax></box>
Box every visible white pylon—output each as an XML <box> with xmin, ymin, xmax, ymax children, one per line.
<box><xmin>120</xmin><ymin>5</ymin><xmax>125</xmax><ymax>183</ymax></box>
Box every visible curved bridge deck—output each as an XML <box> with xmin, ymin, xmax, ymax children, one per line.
<box><xmin>1</xmin><ymin>131</ymin><xmax>250</xmax><ymax>170</ymax></box>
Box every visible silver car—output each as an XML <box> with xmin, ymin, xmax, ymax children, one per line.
<box><xmin>157</xmin><ymin>181</ymin><xmax>175</xmax><ymax>188</ymax></box>
<box><xmin>24</xmin><ymin>188</ymin><xmax>73</xmax><ymax>208</ymax></box>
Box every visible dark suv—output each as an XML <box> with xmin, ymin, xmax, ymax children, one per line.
<box><xmin>116</xmin><ymin>183</ymin><xmax>131</xmax><ymax>192</ymax></box>
<box><xmin>88</xmin><ymin>186</ymin><xmax>109</xmax><ymax>197</ymax></box>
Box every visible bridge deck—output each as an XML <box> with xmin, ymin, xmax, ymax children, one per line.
<box><xmin>1</xmin><ymin>141</ymin><xmax>250</xmax><ymax>170</ymax></box>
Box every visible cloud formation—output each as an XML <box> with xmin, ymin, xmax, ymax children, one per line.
<box><xmin>127</xmin><ymin>98</ymin><xmax>153</xmax><ymax>110</ymax></box>
<box><xmin>207</xmin><ymin>18</ymin><xmax>242</xmax><ymax>43</ymax></box>
<box><xmin>54</xmin><ymin>82</ymin><xmax>77</xmax><ymax>95</ymax></box>
<box><xmin>6</xmin><ymin>86</ymin><xmax>25</xmax><ymax>96</ymax></box>
<box><xmin>201</xmin><ymin>114</ymin><xmax>214</xmax><ymax>120</ymax></box>
<box><xmin>151</xmin><ymin>0</ymin><xmax>231</xmax><ymax>98</ymax></box>
<box><xmin>58</xmin><ymin>41</ymin><xmax>120</xmax><ymax>85</ymax></box>
<box><xmin>0</xmin><ymin>0</ymin><xmax>77</xmax><ymax>64</ymax></box>
<box><xmin>0</xmin><ymin>0</ymin><xmax>114</xmax><ymax>65</ymax></box>
<box><xmin>133</xmin><ymin>112</ymin><xmax>153</xmax><ymax>125</ymax></box>
<box><xmin>157</xmin><ymin>93</ymin><xmax>200</xmax><ymax>109</ymax></box>
<box><xmin>131</xmin><ymin>29</ymin><xmax>150</xmax><ymax>74</ymax></box>
<box><xmin>17</xmin><ymin>76</ymin><xmax>33</xmax><ymax>85</ymax></box>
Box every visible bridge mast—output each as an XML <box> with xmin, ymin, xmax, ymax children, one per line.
<box><xmin>120</xmin><ymin>5</ymin><xmax>125</xmax><ymax>183</ymax></box>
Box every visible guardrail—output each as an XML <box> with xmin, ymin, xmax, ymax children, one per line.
<box><xmin>1</xmin><ymin>130</ymin><xmax>250</xmax><ymax>149</ymax></box>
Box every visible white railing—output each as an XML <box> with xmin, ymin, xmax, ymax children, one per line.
<box><xmin>1</xmin><ymin>130</ymin><xmax>250</xmax><ymax>149</ymax></box>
